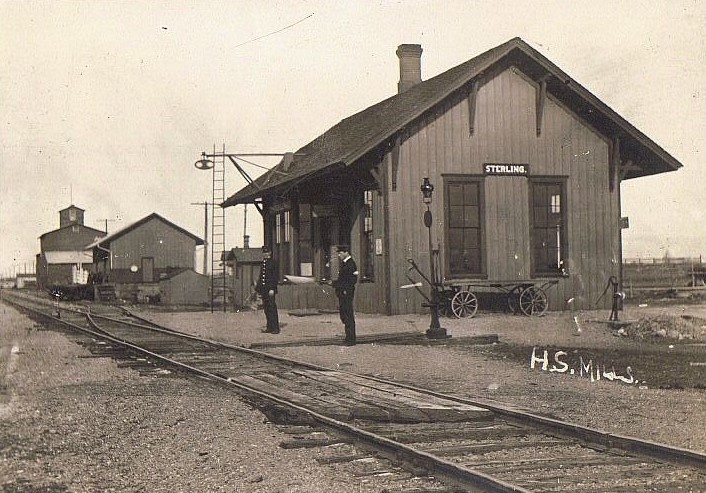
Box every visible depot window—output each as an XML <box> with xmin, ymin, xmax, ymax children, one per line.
<box><xmin>275</xmin><ymin>210</ymin><xmax>291</xmax><ymax>278</ymax></box>
<box><xmin>297</xmin><ymin>204</ymin><xmax>313</xmax><ymax>276</ymax></box>
<box><xmin>445</xmin><ymin>178</ymin><xmax>484</xmax><ymax>277</ymax></box>
<box><xmin>530</xmin><ymin>180</ymin><xmax>567</xmax><ymax>276</ymax></box>
<box><xmin>360</xmin><ymin>190</ymin><xmax>375</xmax><ymax>281</ymax></box>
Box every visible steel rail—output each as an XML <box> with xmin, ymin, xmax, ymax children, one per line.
<box><xmin>5</xmin><ymin>292</ymin><xmax>706</xmax><ymax>485</ymax></box>
<box><xmin>2</xmin><ymin>293</ymin><xmax>529</xmax><ymax>493</ymax></box>
<box><xmin>89</xmin><ymin>304</ymin><xmax>706</xmax><ymax>471</ymax></box>
<box><xmin>83</xmin><ymin>313</ymin><xmax>529</xmax><ymax>493</ymax></box>
<box><xmin>342</xmin><ymin>367</ymin><xmax>706</xmax><ymax>471</ymax></box>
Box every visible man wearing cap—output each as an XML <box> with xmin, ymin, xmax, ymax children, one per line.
<box><xmin>333</xmin><ymin>245</ymin><xmax>358</xmax><ymax>345</ymax></box>
<box><xmin>256</xmin><ymin>246</ymin><xmax>280</xmax><ymax>334</ymax></box>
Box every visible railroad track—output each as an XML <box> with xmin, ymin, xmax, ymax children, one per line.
<box><xmin>3</xmin><ymin>290</ymin><xmax>706</xmax><ymax>492</ymax></box>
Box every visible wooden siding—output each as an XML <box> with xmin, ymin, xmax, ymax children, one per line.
<box><xmin>276</xmin><ymin>281</ymin><xmax>381</xmax><ymax>314</ymax></box>
<box><xmin>160</xmin><ymin>270</ymin><xmax>209</xmax><ymax>305</ymax></box>
<box><xmin>276</xmin><ymin>282</ymin><xmax>339</xmax><ymax>312</ymax></box>
<box><xmin>485</xmin><ymin>175</ymin><xmax>529</xmax><ymax>279</ymax></box>
<box><xmin>385</xmin><ymin>67</ymin><xmax>620</xmax><ymax>314</ymax></box>
<box><xmin>110</xmin><ymin>219</ymin><xmax>197</xmax><ymax>271</ymax></box>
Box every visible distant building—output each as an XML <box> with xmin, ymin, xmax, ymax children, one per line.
<box><xmin>36</xmin><ymin>205</ymin><xmax>106</xmax><ymax>289</ymax></box>
<box><xmin>223</xmin><ymin>247</ymin><xmax>263</xmax><ymax>309</ymax></box>
<box><xmin>87</xmin><ymin>213</ymin><xmax>207</xmax><ymax>304</ymax></box>
<box><xmin>15</xmin><ymin>273</ymin><xmax>37</xmax><ymax>290</ymax></box>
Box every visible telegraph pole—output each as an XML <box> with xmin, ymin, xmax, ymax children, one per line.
<box><xmin>190</xmin><ymin>201</ymin><xmax>211</xmax><ymax>275</ymax></box>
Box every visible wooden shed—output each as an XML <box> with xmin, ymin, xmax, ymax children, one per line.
<box><xmin>87</xmin><ymin>213</ymin><xmax>204</xmax><ymax>303</ymax></box>
<box><xmin>223</xmin><ymin>38</ymin><xmax>682</xmax><ymax>315</ymax></box>
<box><xmin>158</xmin><ymin>268</ymin><xmax>209</xmax><ymax>306</ymax></box>
<box><xmin>223</xmin><ymin>247</ymin><xmax>263</xmax><ymax>310</ymax></box>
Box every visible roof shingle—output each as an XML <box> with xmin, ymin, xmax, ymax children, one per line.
<box><xmin>224</xmin><ymin>37</ymin><xmax>681</xmax><ymax>206</ymax></box>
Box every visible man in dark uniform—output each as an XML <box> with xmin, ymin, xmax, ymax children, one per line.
<box><xmin>256</xmin><ymin>246</ymin><xmax>280</xmax><ymax>334</ymax></box>
<box><xmin>333</xmin><ymin>245</ymin><xmax>358</xmax><ymax>345</ymax></box>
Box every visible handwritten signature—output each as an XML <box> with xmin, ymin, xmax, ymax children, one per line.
<box><xmin>530</xmin><ymin>347</ymin><xmax>637</xmax><ymax>384</ymax></box>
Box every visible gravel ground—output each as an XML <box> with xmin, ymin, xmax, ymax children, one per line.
<box><xmin>1</xmin><ymin>295</ymin><xmax>705</xmax><ymax>492</ymax></box>
<box><xmin>0</xmin><ymin>304</ymin><xmax>382</xmax><ymax>492</ymax></box>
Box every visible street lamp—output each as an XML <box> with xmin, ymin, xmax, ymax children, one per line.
<box><xmin>421</xmin><ymin>178</ymin><xmax>447</xmax><ymax>339</ymax></box>
<box><xmin>194</xmin><ymin>152</ymin><xmax>214</xmax><ymax>170</ymax></box>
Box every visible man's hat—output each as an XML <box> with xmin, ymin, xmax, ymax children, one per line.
<box><xmin>336</xmin><ymin>245</ymin><xmax>349</xmax><ymax>253</ymax></box>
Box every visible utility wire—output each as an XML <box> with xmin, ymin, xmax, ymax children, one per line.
<box><xmin>234</xmin><ymin>13</ymin><xmax>314</xmax><ymax>48</ymax></box>
<box><xmin>233</xmin><ymin>155</ymin><xmax>271</xmax><ymax>171</ymax></box>
<box><xmin>234</xmin><ymin>155</ymin><xmax>290</xmax><ymax>177</ymax></box>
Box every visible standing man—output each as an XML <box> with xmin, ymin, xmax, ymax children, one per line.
<box><xmin>334</xmin><ymin>245</ymin><xmax>358</xmax><ymax>345</ymax></box>
<box><xmin>256</xmin><ymin>246</ymin><xmax>280</xmax><ymax>334</ymax></box>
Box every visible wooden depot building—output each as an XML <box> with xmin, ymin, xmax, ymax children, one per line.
<box><xmin>222</xmin><ymin>38</ymin><xmax>682</xmax><ymax>315</ymax></box>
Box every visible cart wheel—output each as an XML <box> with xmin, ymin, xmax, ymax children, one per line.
<box><xmin>507</xmin><ymin>286</ymin><xmax>522</xmax><ymax>314</ymax></box>
<box><xmin>451</xmin><ymin>290</ymin><xmax>478</xmax><ymax>318</ymax></box>
<box><xmin>519</xmin><ymin>286</ymin><xmax>548</xmax><ymax>316</ymax></box>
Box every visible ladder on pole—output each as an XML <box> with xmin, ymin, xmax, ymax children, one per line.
<box><xmin>210</xmin><ymin>144</ymin><xmax>227</xmax><ymax>312</ymax></box>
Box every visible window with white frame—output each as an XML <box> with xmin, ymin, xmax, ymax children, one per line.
<box><xmin>275</xmin><ymin>210</ymin><xmax>291</xmax><ymax>278</ymax></box>
<box><xmin>530</xmin><ymin>180</ymin><xmax>566</xmax><ymax>275</ymax></box>
<box><xmin>360</xmin><ymin>190</ymin><xmax>375</xmax><ymax>280</ymax></box>
<box><xmin>297</xmin><ymin>204</ymin><xmax>313</xmax><ymax>276</ymax></box>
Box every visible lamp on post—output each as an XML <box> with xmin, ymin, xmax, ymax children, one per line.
<box><xmin>194</xmin><ymin>151</ymin><xmax>221</xmax><ymax>312</ymax></box>
<box><xmin>192</xmin><ymin>154</ymin><xmax>215</xmax><ymax>272</ymax></box>
<box><xmin>193</xmin><ymin>152</ymin><xmax>216</xmax><ymax>277</ymax></box>
<box><xmin>194</xmin><ymin>152</ymin><xmax>214</xmax><ymax>170</ymax></box>
<box><xmin>421</xmin><ymin>177</ymin><xmax>448</xmax><ymax>339</ymax></box>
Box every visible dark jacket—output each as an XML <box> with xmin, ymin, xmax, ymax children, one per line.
<box><xmin>256</xmin><ymin>258</ymin><xmax>278</xmax><ymax>295</ymax></box>
<box><xmin>334</xmin><ymin>256</ymin><xmax>358</xmax><ymax>296</ymax></box>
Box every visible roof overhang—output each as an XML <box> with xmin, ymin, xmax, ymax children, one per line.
<box><xmin>223</xmin><ymin>38</ymin><xmax>681</xmax><ymax>206</ymax></box>
<box><xmin>502</xmin><ymin>44</ymin><xmax>682</xmax><ymax>179</ymax></box>
<box><xmin>222</xmin><ymin>161</ymin><xmax>346</xmax><ymax>207</ymax></box>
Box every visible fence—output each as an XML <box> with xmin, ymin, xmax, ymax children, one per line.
<box><xmin>623</xmin><ymin>256</ymin><xmax>703</xmax><ymax>265</ymax></box>
<box><xmin>622</xmin><ymin>257</ymin><xmax>706</xmax><ymax>298</ymax></box>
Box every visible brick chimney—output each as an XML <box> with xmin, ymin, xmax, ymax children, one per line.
<box><xmin>396</xmin><ymin>44</ymin><xmax>423</xmax><ymax>93</ymax></box>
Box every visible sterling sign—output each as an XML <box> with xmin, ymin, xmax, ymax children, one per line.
<box><xmin>484</xmin><ymin>163</ymin><xmax>529</xmax><ymax>176</ymax></box>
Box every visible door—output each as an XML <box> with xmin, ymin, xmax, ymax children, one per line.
<box><xmin>141</xmin><ymin>257</ymin><xmax>155</xmax><ymax>283</ymax></box>
<box><xmin>314</xmin><ymin>216</ymin><xmax>334</xmax><ymax>281</ymax></box>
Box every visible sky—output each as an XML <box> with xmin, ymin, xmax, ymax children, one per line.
<box><xmin>1</xmin><ymin>0</ymin><xmax>704</xmax><ymax>278</ymax></box>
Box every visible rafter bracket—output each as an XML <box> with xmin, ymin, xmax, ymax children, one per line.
<box><xmin>536</xmin><ymin>78</ymin><xmax>547</xmax><ymax>137</ymax></box>
<box><xmin>467</xmin><ymin>79</ymin><xmax>480</xmax><ymax>136</ymax></box>
<box><xmin>390</xmin><ymin>136</ymin><xmax>401</xmax><ymax>192</ymax></box>
<box><xmin>370</xmin><ymin>164</ymin><xmax>384</xmax><ymax>195</ymax></box>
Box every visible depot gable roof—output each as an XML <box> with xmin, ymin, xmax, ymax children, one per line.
<box><xmin>223</xmin><ymin>37</ymin><xmax>682</xmax><ymax>207</ymax></box>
